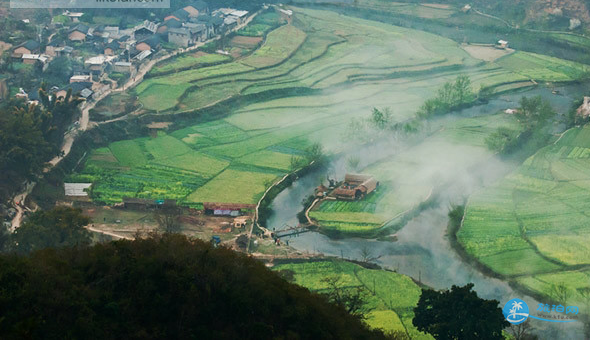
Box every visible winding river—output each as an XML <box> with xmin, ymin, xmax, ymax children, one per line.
<box><xmin>266</xmin><ymin>84</ymin><xmax>588</xmax><ymax>338</ymax></box>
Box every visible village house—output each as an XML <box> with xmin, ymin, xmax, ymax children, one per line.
<box><xmin>63</xmin><ymin>10</ymin><xmax>84</xmax><ymax>23</ymax></box>
<box><xmin>193</xmin><ymin>15</ymin><xmax>223</xmax><ymax>38</ymax></box>
<box><xmin>68</xmin><ymin>24</ymin><xmax>89</xmax><ymax>41</ymax></box>
<box><xmin>12</xmin><ymin>40</ymin><xmax>40</xmax><ymax>58</ymax></box>
<box><xmin>157</xmin><ymin>18</ymin><xmax>183</xmax><ymax>35</ymax></box>
<box><xmin>21</xmin><ymin>54</ymin><xmax>49</xmax><ymax>66</ymax></box>
<box><xmin>168</xmin><ymin>24</ymin><xmax>207</xmax><ymax>47</ymax></box>
<box><xmin>133</xmin><ymin>20</ymin><xmax>159</xmax><ymax>41</ymax></box>
<box><xmin>84</xmin><ymin>55</ymin><xmax>114</xmax><ymax>75</ymax></box>
<box><xmin>203</xmin><ymin>202</ymin><xmax>255</xmax><ymax>216</ymax></box>
<box><xmin>228</xmin><ymin>10</ymin><xmax>248</xmax><ymax>24</ymax></box>
<box><xmin>113</xmin><ymin>61</ymin><xmax>134</xmax><ymax>73</ymax></box>
<box><xmin>223</xmin><ymin>16</ymin><xmax>238</xmax><ymax>29</ymax></box>
<box><xmin>70</xmin><ymin>74</ymin><xmax>92</xmax><ymax>83</ymax></box>
<box><xmin>55</xmin><ymin>81</ymin><xmax>93</xmax><ymax>100</ymax></box>
<box><xmin>122</xmin><ymin>197</ymin><xmax>177</xmax><ymax>210</ymax></box>
<box><xmin>165</xmin><ymin>8</ymin><xmax>190</xmax><ymax>22</ymax></box>
<box><xmin>44</xmin><ymin>40</ymin><xmax>62</xmax><ymax>56</ymax></box>
<box><xmin>496</xmin><ymin>40</ymin><xmax>509</xmax><ymax>49</ymax></box>
<box><xmin>136</xmin><ymin>35</ymin><xmax>160</xmax><ymax>52</ymax></box>
<box><xmin>104</xmin><ymin>41</ymin><xmax>120</xmax><ymax>56</ymax></box>
<box><xmin>332</xmin><ymin>174</ymin><xmax>379</xmax><ymax>201</ymax></box>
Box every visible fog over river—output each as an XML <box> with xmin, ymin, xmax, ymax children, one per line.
<box><xmin>267</xmin><ymin>84</ymin><xmax>589</xmax><ymax>338</ymax></box>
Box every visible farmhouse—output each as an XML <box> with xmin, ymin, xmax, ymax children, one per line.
<box><xmin>123</xmin><ymin>197</ymin><xmax>177</xmax><ymax>210</ymax></box>
<box><xmin>133</xmin><ymin>20</ymin><xmax>158</xmax><ymax>41</ymax></box>
<box><xmin>157</xmin><ymin>18</ymin><xmax>183</xmax><ymax>34</ymax></box>
<box><xmin>496</xmin><ymin>40</ymin><xmax>509</xmax><ymax>49</ymax></box>
<box><xmin>332</xmin><ymin>174</ymin><xmax>379</xmax><ymax>201</ymax></box>
<box><xmin>69</xmin><ymin>24</ymin><xmax>89</xmax><ymax>41</ymax></box>
<box><xmin>12</xmin><ymin>40</ymin><xmax>40</xmax><ymax>57</ymax></box>
<box><xmin>21</xmin><ymin>54</ymin><xmax>48</xmax><ymax>65</ymax></box>
<box><xmin>203</xmin><ymin>202</ymin><xmax>255</xmax><ymax>216</ymax></box>
<box><xmin>136</xmin><ymin>35</ymin><xmax>160</xmax><ymax>52</ymax></box>
<box><xmin>63</xmin><ymin>10</ymin><xmax>84</xmax><ymax>22</ymax></box>
<box><xmin>113</xmin><ymin>61</ymin><xmax>134</xmax><ymax>73</ymax></box>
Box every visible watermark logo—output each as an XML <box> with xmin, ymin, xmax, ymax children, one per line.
<box><xmin>503</xmin><ymin>299</ymin><xmax>579</xmax><ymax>324</ymax></box>
<box><xmin>503</xmin><ymin>298</ymin><xmax>529</xmax><ymax>325</ymax></box>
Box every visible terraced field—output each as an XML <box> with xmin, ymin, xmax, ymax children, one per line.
<box><xmin>459</xmin><ymin>125</ymin><xmax>590</xmax><ymax>306</ymax></box>
<box><xmin>77</xmin><ymin>6</ymin><xmax>589</xmax><ymax>215</ymax></box>
<box><xmin>310</xmin><ymin>113</ymin><xmax>522</xmax><ymax>235</ymax></box>
<box><xmin>273</xmin><ymin>260</ymin><xmax>432</xmax><ymax>339</ymax></box>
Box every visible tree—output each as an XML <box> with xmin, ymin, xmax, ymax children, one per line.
<box><xmin>347</xmin><ymin>155</ymin><xmax>361</xmax><ymax>172</ymax></box>
<box><xmin>11</xmin><ymin>207</ymin><xmax>91</xmax><ymax>254</ymax></box>
<box><xmin>320</xmin><ymin>276</ymin><xmax>372</xmax><ymax>318</ymax></box>
<box><xmin>508</xmin><ymin>320</ymin><xmax>537</xmax><ymax>340</ymax></box>
<box><xmin>154</xmin><ymin>204</ymin><xmax>182</xmax><ymax>233</ymax></box>
<box><xmin>413</xmin><ymin>283</ymin><xmax>509</xmax><ymax>340</ymax></box>
<box><xmin>549</xmin><ymin>282</ymin><xmax>569</xmax><ymax>304</ymax></box>
<box><xmin>485</xmin><ymin>127</ymin><xmax>519</xmax><ymax>154</ymax></box>
<box><xmin>515</xmin><ymin>96</ymin><xmax>556</xmax><ymax>130</ymax></box>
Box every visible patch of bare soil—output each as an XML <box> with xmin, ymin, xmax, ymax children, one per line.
<box><xmin>461</xmin><ymin>44</ymin><xmax>514</xmax><ymax>62</ymax></box>
<box><xmin>231</xmin><ymin>36</ymin><xmax>262</xmax><ymax>49</ymax></box>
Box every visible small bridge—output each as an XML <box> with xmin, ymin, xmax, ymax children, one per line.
<box><xmin>274</xmin><ymin>225</ymin><xmax>311</xmax><ymax>239</ymax></box>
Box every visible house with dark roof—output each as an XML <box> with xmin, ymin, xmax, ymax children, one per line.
<box><xmin>55</xmin><ymin>81</ymin><xmax>93</xmax><ymax>100</ymax></box>
<box><xmin>157</xmin><ymin>18</ymin><xmax>183</xmax><ymax>35</ymax></box>
<box><xmin>168</xmin><ymin>24</ymin><xmax>207</xmax><ymax>47</ymax></box>
<box><xmin>13</xmin><ymin>40</ymin><xmax>40</xmax><ymax>56</ymax></box>
<box><xmin>165</xmin><ymin>8</ymin><xmax>190</xmax><ymax>22</ymax></box>
<box><xmin>195</xmin><ymin>15</ymin><xmax>223</xmax><ymax>37</ymax></box>
<box><xmin>133</xmin><ymin>20</ymin><xmax>159</xmax><ymax>41</ymax></box>
<box><xmin>136</xmin><ymin>35</ymin><xmax>160</xmax><ymax>52</ymax></box>
<box><xmin>104</xmin><ymin>41</ymin><xmax>120</xmax><ymax>56</ymax></box>
<box><xmin>69</xmin><ymin>24</ymin><xmax>89</xmax><ymax>41</ymax></box>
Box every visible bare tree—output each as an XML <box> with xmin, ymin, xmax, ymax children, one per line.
<box><xmin>320</xmin><ymin>276</ymin><xmax>371</xmax><ymax>318</ymax></box>
<box><xmin>360</xmin><ymin>245</ymin><xmax>381</xmax><ymax>263</ymax></box>
<box><xmin>508</xmin><ymin>320</ymin><xmax>537</xmax><ymax>340</ymax></box>
<box><xmin>154</xmin><ymin>204</ymin><xmax>181</xmax><ymax>234</ymax></box>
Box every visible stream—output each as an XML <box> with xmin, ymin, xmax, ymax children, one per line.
<box><xmin>266</xmin><ymin>84</ymin><xmax>588</xmax><ymax>338</ymax></box>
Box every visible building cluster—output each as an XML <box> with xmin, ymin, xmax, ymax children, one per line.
<box><xmin>7</xmin><ymin>1</ymin><xmax>249</xmax><ymax>103</ymax></box>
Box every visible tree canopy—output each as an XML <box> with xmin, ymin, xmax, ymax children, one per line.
<box><xmin>413</xmin><ymin>283</ymin><xmax>509</xmax><ymax>340</ymax></box>
<box><xmin>0</xmin><ymin>234</ymin><xmax>389</xmax><ymax>339</ymax></box>
<box><xmin>9</xmin><ymin>206</ymin><xmax>91</xmax><ymax>254</ymax></box>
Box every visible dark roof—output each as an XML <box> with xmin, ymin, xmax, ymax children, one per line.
<box><xmin>117</xmin><ymin>35</ymin><xmax>131</xmax><ymax>42</ymax></box>
<box><xmin>105</xmin><ymin>41</ymin><xmax>120</xmax><ymax>50</ymax></box>
<box><xmin>93</xmin><ymin>25</ymin><xmax>106</xmax><ymax>33</ymax></box>
<box><xmin>60</xmin><ymin>81</ymin><xmax>92</xmax><ymax>94</ymax></box>
<box><xmin>138</xmin><ymin>35</ymin><xmax>160</xmax><ymax>49</ymax></box>
<box><xmin>47</xmin><ymin>39</ymin><xmax>64</xmax><ymax>47</ymax></box>
<box><xmin>70</xmin><ymin>24</ymin><xmax>89</xmax><ymax>34</ymax></box>
<box><xmin>16</xmin><ymin>40</ymin><xmax>40</xmax><ymax>51</ymax></box>
<box><xmin>203</xmin><ymin>202</ymin><xmax>256</xmax><ymax>210</ymax></box>
<box><xmin>192</xmin><ymin>0</ymin><xmax>208</xmax><ymax>11</ymax></box>
<box><xmin>196</xmin><ymin>14</ymin><xmax>222</xmax><ymax>26</ymax></box>
<box><xmin>163</xmin><ymin>18</ymin><xmax>183</xmax><ymax>28</ymax></box>
<box><xmin>171</xmin><ymin>8</ymin><xmax>190</xmax><ymax>21</ymax></box>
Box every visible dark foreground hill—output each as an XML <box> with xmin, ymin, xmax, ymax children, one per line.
<box><xmin>0</xmin><ymin>234</ymin><xmax>388</xmax><ymax>339</ymax></box>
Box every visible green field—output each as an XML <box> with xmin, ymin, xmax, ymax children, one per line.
<box><xmin>148</xmin><ymin>53</ymin><xmax>232</xmax><ymax>77</ymax></box>
<box><xmin>273</xmin><ymin>260</ymin><xmax>432</xmax><ymax>339</ymax></box>
<box><xmin>76</xmin><ymin>6</ymin><xmax>587</xmax><ymax>220</ymax></box>
<box><xmin>459</xmin><ymin>125</ymin><xmax>590</xmax><ymax>306</ymax></box>
<box><xmin>496</xmin><ymin>51</ymin><xmax>590</xmax><ymax>82</ymax></box>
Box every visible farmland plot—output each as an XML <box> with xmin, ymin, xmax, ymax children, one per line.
<box><xmin>273</xmin><ymin>260</ymin><xmax>432</xmax><ymax>339</ymax></box>
<box><xmin>459</xmin><ymin>125</ymin><xmax>590</xmax><ymax>306</ymax></box>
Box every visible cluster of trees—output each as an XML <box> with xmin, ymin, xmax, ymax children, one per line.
<box><xmin>416</xmin><ymin>75</ymin><xmax>475</xmax><ymax>119</ymax></box>
<box><xmin>0</xmin><ymin>233</ymin><xmax>389</xmax><ymax>339</ymax></box>
<box><xmin>0</xmin><ymin>207</ymin><xmax>91</xmax><ymax>254</ymax></box>
<box><xmin>485</xmin><ymin>95</ymin><xmax>557</xmax><ymax>155</ymax></box>
<box><xmin>289</xmin><ymin>142</ymin><xmax>325</xmax><ymax>170</ymax></box>
<box><xmin>413</xmin><ymin>283</ymin><xmax>509</xmax><ymax>340</ymax></box>
<box><xmin>0</xmin><ymin>88</ymin><xmax>82</xmax><ymax>201</ymax></box>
